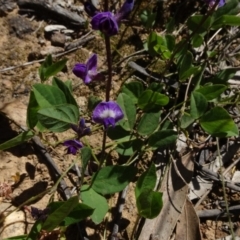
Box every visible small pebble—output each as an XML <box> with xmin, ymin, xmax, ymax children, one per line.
<box><xmin>51</xmin><ymin>32</ymin><xmax>66</xmax><ymax>47</ymax></box>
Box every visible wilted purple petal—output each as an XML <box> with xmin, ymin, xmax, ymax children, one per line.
<box><xmin>73</xmin><ymin>63</ymin><xmax>86</xmax><ymax>79</ymax></box>
<box><xmin>63</xmin><ymin>139</ymin><xmax>83</xmax><ymax>155</ymax></box>
<box><xmin>92</xmin><ymin>101</ymin><xmax>124</xmax><ymax>128</ymax></box>
<box><xmin>115</xmin><ymin>0</ymin><xmax>134</xmax><ymax>22</ymax></box>
<box><xmin>91</xmin><ymin>12</ymin><xmax>119</xmax><ymax>36</ymax></box>
<box><xmin>30</xmin><ymin>207</ymin><xmax>49</xmax><ymax>221</ymax></box>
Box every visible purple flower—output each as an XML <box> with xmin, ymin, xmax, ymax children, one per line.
<box><xmin>73</xmin><ymin>54</ymin><xmax>102</xmax><ymax>84</ymax></box>
<box><xmin>90</xmin><ymin>0</ymin><xmax>134</xmax><ymax>36</ymax></box>
<box><xmin>204</xmin><ymin>0</ymin><xmax>225</xmax><ymax>7</ymax></box>
<box><xmin>71</xmin><ymin>118</ymin><xmax>91</xmax><ymax>138</ymax></box>
<box><xmin>63</xmin><ymin>139</ymin><xmax>83</xmax><ymax>155</ymax></box>
<box><xmin>92</xmin><ymin>101</ymin><xmax>124</xmax><ymax>128</ymax></box>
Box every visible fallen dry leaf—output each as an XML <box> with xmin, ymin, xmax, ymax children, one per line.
<box><xmin>175</xmin><ymin>198</ymin><xmax>202</xmax><ymax>240</ymax></box>
<box><xmin>138</xmin><ymin>162</ymin><xmax>188</xmax><ymax>240</ymax></box>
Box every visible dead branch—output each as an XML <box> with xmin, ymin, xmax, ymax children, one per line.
<box><xmin>17</xmin><ymin>0</ymin><xmax>86</xmax><ymax>27</ymax></box>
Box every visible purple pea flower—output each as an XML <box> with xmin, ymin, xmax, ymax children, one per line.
<box><xmin>204</xmin><ymin>0</ymin><xmax>225</xmax><ymax>7</ymax></box>
<box><xmin>90</xmin><ymin>0</ymin><xmax>134</xmax><ymax>36</ymax></box>
<box><xmin>63</xmin><ymin>139</ymin><xmax>83</xmax><ymax>155</ymax></box>
<box><xmin>92</xmin><ymin>101</ymin><xmax>124</xmax><ymax>128</ymax></box>
<box><xmin>71</xmin><ymin>118</ymin><xmax>91</xmax><ymax>138</ymax></box>
<box><xmin>73</xmin><ymin>54</ymin><xmax>102</xmax><ymax>84</ymax></box>
<box><xmin>63</xmin><ymin>118</ymin><xmax>91</xmax><ymax>155</ymax></box>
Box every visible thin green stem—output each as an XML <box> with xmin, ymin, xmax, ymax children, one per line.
<box><xmin>216</xmin><ymin>138</ymin><xmax>235</xmax><ymax>239</ymax></box>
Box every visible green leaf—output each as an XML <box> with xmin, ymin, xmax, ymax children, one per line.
<box><xmin>26</xmin><ymin>221</ymin><xmax>42</xmax><ymax>240</ymax></box>
<box><xmin>117</xmin><ymin>93</ymin><xmax>136</xmax><ymax>131</ymax></box>
<box><xmin>180</xmin><ymin>112</ymin><xmax>195</xmax><ymax>129</ymax></box>
<box><xmin>44</xmin><ymin>58</ymin><xmax>68</xmax><ymax>80</ymax></box>
<box><xmin>191</xmin><ymin>34</ymin><xmax>204</xmax><ymax>48</ymax></box>
<box><xmin>3</xmin><ymin>235</ymin><xmax>27</xmax><ymax>240</ymax></box>
<box><xmin>165</xmin><ymin>35</ymin><xmax>175</xmax><ymax>52</ymax></box>
<box><xmin>92</xmin><ymin>165</ymin><xmax>137</xmax><ymax>195</ymax></box>
<box><xmin>140</xmin><ymin>9</ymin><xmax>157</xmax><ymax>28</ymax></box>
<box><xmin>154</xmin><ymin>42</ymin><xmax>171</xmax><ymax>60</ymax></box>
<box><xmin>147</xmin><ymin>32</ymin><xmax>175</xmax><ymax>58</ymax></box>
<box><xmin>39</xmin><ymin>55</ymin><xmax>52</xmax><ymax>82</ymax></box>
<box><xmin>138</xmin><ymin>90</ymin><xmax>169</xmax><ymax>111</ymax></box>
<box><xmin>42</xmin><ymin>196</ymin><xmax>79</xmax><ymax>231</ymax></box>
<box><xmin>187</xmin><ymin>15</ymin><xmax>212</xmax><ymax>34</ymax></box>
<box><xmin>46</xmin><ymin>201</ymin><xmax>93</xmax><ymax>227</ymax></box>
<box><xmin>52</xmin><ymin>77</ymin><xmax>78</xmax><ymax>107</ymax></box>
<box><xmin>37</xmin><ymin>104</ymin><xmax>79</xmax><ymax>132</ymax></box>
<box><xmin>88</xmin><ymin>95</ymin><xmax>102</xmax><ymax>112</ymax></box>
<box><xmin>149</xmin><ymin>82</ymin><xmax>163</xmax><ymax>92</ymax></box>
<box><xmin>178</xmin><ymin>51</ymin><xmax>200</xmax><ymax>81</ymax></box>
<box><xmin>107</xmin><ymin>125</ymin><xmax>131</xmax><ymax>141</ymax></box>
<box><xmin>80</xmin><ymin>185</ymin><xmax>109</xmax><ymax>224</ymax></box>
<box><xmin>121</xmin><ymin>81</ymin><xmax>144</xmax><ymax>104</ymax></box>
<box><xmin>81</xmin><ymin>147</ymin><xmax>92</xmax><ymax>174</ymax></box>
<box><xmin>137</xmin><ymin>111</ymin><xmax>161</xmax><ymax>136</ymax></box>
<box><xmin>135</xmin><ymin>163</ymin><xmax>157</xmax><ymax>199</ymax></box>
<box><xmin>33</xmin><ymin>84</ymin><xmax>67</xmax><ymax>107</ymax></box>
<box><xmin>212</xmin><ymin>15</ymin><xmax>240</xmax><ymax>28</ymax></box>
<box><xmin>61</xmin><ymin>203</ymin><xmax>94</xmax><ymax>226</ymax></box>
<box><xmin>147</xmin><ymin>31</ymin><xmax>160</xmax><ymax>56</ymax></box>
<box><xmin>196</xmin><ymin>84</ymin><xmax>227</xmax><ymax>101</ymax></box>
<box><xmin>174</xmin><ymin>40</ymin><xmax>188</xmax><ymax>60</ymax></box>
<box><xmin>27</xmin><ymin>91</ymin><xmax>40</xmax><ymax>129</ymax></box>
<box><xmin>200</xmin><ymin>106</ymin><xmax>239</xmax><ymax>137</ymax></box>
<box><xmin>213</xmin><ymin>0</ymin><xmax>240</xmax><ymax>21</ymax></box>
<box><xmin>137</xmin><ymin>189</ymin><xmax>163</xmax><ymax>219</ymax></box>
<box><xmin>148</xmin><ymin>129</ymin><xmax>177</xmax><ymax>150</ymax></box>
<box><xmin>166</xmin><ymin>17</ymin><xmax>175</xmax><ymax>33</ymax></box>
<box><xmin>116</xmin><ymin>139</ymin><xmax>143</xmax><ymax>156</ymax></box>
<box><xmin>0</xmin><ymin>131</ymin><xmax>34</xmax><ymax>150</ymax></box>
<box><xmin>190</xmin><ymin>92</ymin><xmax>208</xmax><ymax>119</ymax></box>
<box><xmin>181</xmin><ymin>66</ymin><xmax>200</xmax><ymax>81</ymax></box>
<box><xmin>210</xmin><ymin>68</ymin><xmax>237</xmax><ymax>85</ymax></box>
<box><xmin>192</xmin><ymin>62</ymin><xmax>207</xmax><ymax>89</ymax></box>
<box><xmin>39</xmin><ymin>57</ymin><xmax>67</xmax><ymax>82</ymax></box>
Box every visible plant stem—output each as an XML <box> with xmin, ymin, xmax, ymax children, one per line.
<box><xmin>216</xmin><ymin>138</ymin><xmax>235</xmax><ymax>240</ymax></box>
<box><xmin>100</xmin><ymin>130</ymin><xmax>107</xmax><ymax>166</ymax></box>
<box><xmin>104</xmin><ymin>0</ymin><xmax>109</xmax><ymax>11</ymax></box>
<box><xmin>100</xmin><ymin>33</ymin><xmax>112</xmax><ymax>159</ymax></box>
<box><xmin>104</xmin><ymin>35</ymin><xmax>112</xmax><ymax>102</ymax></box>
